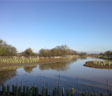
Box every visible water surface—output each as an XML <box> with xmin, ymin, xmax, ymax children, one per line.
<box><xmin>0</xmin><ymin>57</ymin><xmax>112</xmax><ymax>94</ymax></box>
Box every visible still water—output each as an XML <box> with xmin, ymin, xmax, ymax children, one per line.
<box><xmin>0</xmin><ymin>57</ymin><xmax>112</xmax><ymax>94</ymax></box>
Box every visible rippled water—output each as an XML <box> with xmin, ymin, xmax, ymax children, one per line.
<box><xmin>0</xmin><ymin>57</ymin><xmax>112</xmax><ymax>94</ymax></box>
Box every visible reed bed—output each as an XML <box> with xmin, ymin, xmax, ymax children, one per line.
<box><xmin>0</xmin><ymin>55</ymin><xmax>76</xmax><ymax>65</ymax></box>
<box><xmin>0</xmin><ymin>57</ymin><xmax>39</xmax><ymax>64</ymax></box>
<box><xmin>0</xmin><ymin>85</ymin><xmax>111</xmax><ymax>96</ymax></box>
<box><xmin>89</xmin><ymin>61</ymin><xmax>112</xmax><ymax>66</ymax></box>
<box><xmin>84</xmin><ymin>60</ymin><xmax>112</xmax><ymax>69</ymax></box>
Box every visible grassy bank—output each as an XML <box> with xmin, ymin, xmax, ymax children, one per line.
<box><xmin>0</xmin><ymin>55</ymin><xmax>77</xmax><ymax>71</ymax></box>
<box><xmin>84</xmin><ymin>61</ymin><xmax>112</xmax><ymax>69</ymax></box>
<box><xmin>0</xmin><ymin>55</ymin><xmax>77</xmax><ymax>65</ymax></box>
<box><xmin>0</xmin><ymin>57</ymin><xmax>39</xmax><ymax>64</ymax></box>
<box><xmin>38</xmin><ymin>55</ymin><xmax>78</xmax><ymax>64</ymax></box>
<box><xmin>97</xmin><ymin>55</ymin><xmax>112</xmax><ymax>60</ymax></box>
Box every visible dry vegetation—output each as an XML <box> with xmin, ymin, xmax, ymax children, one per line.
<box><xmin>84</xmin><ymin>60</ymin><xmax>112</xmax><ymax>69</ymax></box>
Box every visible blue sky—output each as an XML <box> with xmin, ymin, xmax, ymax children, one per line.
<box><xmin>0</xmin><ymin>0</ymin><xmax>112</xmax><ymax>53</ymax></box>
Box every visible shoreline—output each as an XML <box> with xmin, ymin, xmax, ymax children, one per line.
<box><xmin>0</xmin><ymin>56</ymin><xmax>79</xmax><ymax>71</ymax></box>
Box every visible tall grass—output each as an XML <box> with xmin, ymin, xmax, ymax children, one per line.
<box><xmin>84</xmin><ymin>60</ymin><xmax>112</xmax><ymax>69</ymax></box>
<box><xmin>92</xmin><ymin>61</ymin><xmax>112</xmax><ymax>66</ymax></box>
<box><xmin>0</xmin><ymin>57</ymin><xmax>39</xmax><ymax>64</ymax></box>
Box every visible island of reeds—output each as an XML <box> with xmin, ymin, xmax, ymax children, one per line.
<box><xmin>84</xmin><ymin>60</ymin><xmax>112</xmax><ymax>69</ymax></box>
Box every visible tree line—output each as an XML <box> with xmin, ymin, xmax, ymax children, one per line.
<box><xmin>0</xmin><ymin>39</ymin><xmax>87</xmax><ymax>57</ymax></box>
<box><xmin>100</xmin><ymin>51</ymin><xmax>112</xmax><ymax>57</ymax></box>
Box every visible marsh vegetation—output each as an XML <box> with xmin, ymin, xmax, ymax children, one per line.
<box><xmin>0</xmin><ymin>57</ymin><xmax>112</xmax><ymax>95</ymax></box>
<box><xmin>84</xmin><ymin>60</ymin><xmax>112</xmax><ymax>69</ymax></box>
<box><xmin>0</xmin><ymin>57</ymin><xmax>39</xmax><ymax>64</ymax></box>
<box><xmin>0</xmin><ymin>39</ymin><xmax>112</xmax><ymax>95</ymax></box>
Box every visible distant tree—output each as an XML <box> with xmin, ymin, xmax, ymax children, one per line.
<box><xmin>39</xmin><ymin>45</ymin><xmax>78</xmax><ymax>57</ymax></box>
<box><xmin>51</xmin><ymin>49</ymin><xmax>58</xmax><ymax>56</ymax></box>
<box><xmin>23</xmin><ymin>48</ymin><xmax>36</xmax><ymax>56</ymax></box>
<box><xmin>79</xmin><ymin>52</ymin><xmax>87</xmax><ymax>56</ymax></box>
<box><xmin>0</xmin><ymin>39</ymin><xmax>17</xmax><ymax>56</ymax></box>
<box><xmin>55</xmin><ymin>45</ymin><xmax>69</xmax><ymax>50</ymax></box>
<box><xmin>0</xmin><ymin>40</ymin><xmax>3</xmax><ymax>47</ymax></box>
<box><xmin>99</xmin><ymin>53</ymin><xmax>104</xmax><ymax>55</ymax></box>
<box><xmin>39</xmin><ymin>49</ymin><xmax>51</xmax><ymax>57</ymax></box>
<box><xmin>104</xmin><ymin>51</ymin><xmax>112</xmax><ymax>56</ymax></box>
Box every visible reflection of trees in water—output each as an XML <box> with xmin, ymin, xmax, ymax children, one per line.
<box><xmin>39</xmin><ymin>60</ymin><xmax>77</xmax><ymax>71</ymax></box>
<box><xmin>24</xmin><ymin>66</ymin><xmax>37</xmax><ymax>73</ymax></box>
<box><xmin>0</xmin><ymin>65</ymin><xmax>37</xmax><ymax>85</ymax></box>
<box><xmin>0</xmin><ymin>70</ymin><xmax>16</xmax><ymax>85</ymax></box>
<box><xmin>80</xmin><ymin>56</ymin><xmax>87</xmax><ymax>60</ymax></box>
<box><xmin>0</xmin><ymin>63</ymin><xmax>38</xmax><ymax>71</ymax></box>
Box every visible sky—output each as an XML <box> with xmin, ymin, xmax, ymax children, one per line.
<box><xmin>0</xmin><ymin>0</ymin><xmax>112</xmax><ymax>53</ymax></box>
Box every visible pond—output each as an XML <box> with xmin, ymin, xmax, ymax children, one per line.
<box><xmin>0</xmin><ymin>57</ymin><xmax>112</xmax><ymax>94</ymax></box>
